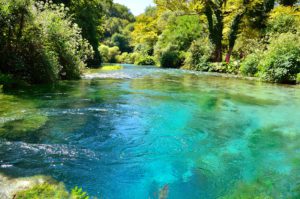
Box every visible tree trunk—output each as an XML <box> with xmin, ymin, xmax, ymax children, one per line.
<box><xmin>225</xmin><ymin>47</ymin><xmax>233</xmax><ymax>63</ymax></box>
<box><xmin>204</xmin><ymin>5</ymin><xmax>224</xmax><ymax>62</ymax></box>
<box><xmin>214</xmin><ymin>9</ymin><xmax>224</xmax><ymax>62</ymax></box>
<box><xmin>215</xmin><ymin>43</ymin><xmax>223</xmax><ymax>62</ymax></box>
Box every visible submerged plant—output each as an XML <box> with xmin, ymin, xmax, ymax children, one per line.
<box><xmin>0</xmin><ymin>93</ymin><xmax>48</xmax><ymax>141</ymax></box>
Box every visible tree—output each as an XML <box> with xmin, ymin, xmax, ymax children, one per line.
<box><xmin>68</xmin><ymin>0</ymin><xmax>111</xmax><ymax>66</ymax></box>
<box><xmin>155</xmin><ymin>0</ymin><xmax>277</xmax><ymax>62</ymax></box>
<box><xmin>155</xmin><ymin>15</ymin><xmax>202</xmax><ymax>52</ymax></box>
<box><xmin>44</xmin><ymin>0</ymin><xmax>113</xmax><ymax>66</ymax></box>
<box><xmin>0</xmin><ymin>0</ymin><xmax>93</xmax><ymax>83</ymax></box>
<box><xmin>155</xmin><ymin>0</ymin><xmax>225</xmax><ymax>62</ymax></box>
<box><xmin>109</xmin><ymin>3</ymin><xmax>135</xmax><ymax>22</ymax></box>
<box><xmin>131</xmin><ymin>6</ymin><xmax>160</xmax><ymax>56</ymax></box>
<box><xmin>111</xmin><ymin>33</ymin><xmax>132</xmax><ymax>52</ymax></box>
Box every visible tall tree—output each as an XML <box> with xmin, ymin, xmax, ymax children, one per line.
<box><xmin>155</xmin><ymin>0</ymin><xmax>225</xmax><ymax>62</ymax></box>
<box><xmin>41</xmin><ymin>0</ymin><xmax>112</xmax><ymax>66</ymax></box>
<box><xmin>155</xmin><ymin>0</ymin><xmax>277</xmax><ymax>62</ymax></box>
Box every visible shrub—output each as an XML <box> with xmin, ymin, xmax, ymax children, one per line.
<box><xmin>116</xmin><ymin>52</ymin><xmax>127</xmax><ymax>63</ymax></box>
<box><xmin>297</xmin><ymin>73</ymin><xmax>300</xmax><ymax>84</ymax></box>
<box><xmin>0</xmin><ymin>73</ymin><xmax>14</xmax><ymax>85</ymax></box>
<box><xmin>108</xmin><ymin>46</ymin><xmax>121</xmax><ymax>63</ymax></box>
<box><xmin>135</xmin><ymin>55</ymin><xmax>156</xmax><ymax>65</ymax></box>
<box><xmin>258</xmin><ymin>33</ymin><xmax>300</xmax><ymax>83</ymax></box>
<box><xmin>226</xmin><ymin>61</ymin><xmax>240</xmax><ymax>74</ymax></box>
<box><xmin>240</xmin><ymin>53</ymin><xmax>261</xmax><ymax>76</ymax></box>
<box><xmin>267</xmin><ymin>6</ymin><xmax>300</xmax><ymax>35</ymax></box>
<box><xmin>99</xmin><ymin>45</ymin><xmax>121</xmax><ymax>63</ymax></box>
<box><xmin>116</xmin><ymin>52</ymin><xmax>135</xmax><ymax>63</ymax></box>
<box><xmin>159</xmin><ymin>49</ymin><xmax>184</xmax><ymax>68</ymax></box>
<box><xmin>128</xmin><ymin>52</ymin><xmax>140</xmax><ymax>64</ymax></box>
<box><xmin>184</xmin><ymin>38</ymin><xmax>214</xmax><ymax>71</ymax></box>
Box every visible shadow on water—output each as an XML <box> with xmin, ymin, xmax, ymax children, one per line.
<box><xmin>0</xmin><ymin>65</ymin><xmax>300</xmax><ymax>198</ymax></box>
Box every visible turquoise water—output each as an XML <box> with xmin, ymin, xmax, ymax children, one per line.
<box><xmin>0</xmin><ymin>65</ymin><xmax>300</xmax><ymax>198</ymax></box>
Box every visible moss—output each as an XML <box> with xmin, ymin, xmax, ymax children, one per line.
<box><xmin>0</xmin><ymin>114</ymin><xmax>47</xmax><ymax>140</ymax></box>
<box><xmin>221</xmin><ymin>181</ymin><xmax>274</xmax><ymax>199</ymax></box>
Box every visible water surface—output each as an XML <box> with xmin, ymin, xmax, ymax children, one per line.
<box><xmin>0</xmin><ymin>65</ymin><xmax>300</xmax><ymax>198</ymax></box>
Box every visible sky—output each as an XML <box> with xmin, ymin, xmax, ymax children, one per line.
<box><xmin>114</xmin><ymin>0</ymin><xmax>155</xmax><ymax>16</ymax></box>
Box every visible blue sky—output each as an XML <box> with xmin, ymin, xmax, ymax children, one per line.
<box><xmin>114</xmin><ymin>0</ymin><xmax>155</xmax><ymax>16</ymax></box>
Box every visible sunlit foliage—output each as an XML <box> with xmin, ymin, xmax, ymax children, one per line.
<box><xmin>0</xmin><ymin>0</ymin><xmax>93</xmax><ymax>83</ymax></box>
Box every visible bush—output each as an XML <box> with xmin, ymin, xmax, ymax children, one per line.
<box><xmin>128</xmin><ymin>52</ymin><xmax>140</xmax><ymax>64</ymax></box>
<box><xmin>258</xmin><ymin>33</ymin><xmax>300</xmax><ymax>83</ymax></box>
<box><xmin>207</xmin><ymin>62</ymin><xmax>236</xmax><ymax>73</ymax></box>
<box><xmin>297</xmin><ymin>73</ymin><xmax>300</xmax><ymax>84</ymax></box>
<box><xmin>226</xmin><ymin>61</ymin><xmax>241</xmax><ymax>74</ymax></box>
<box><xmin>184</xmin><ymin>38</ymin><xmax>214</xmax><ymax>71</ymax></box>
<box><xmin>0</xmin><ymin>73</ymin><xmax>14</xmax><ymax>85</ymax></box>
<box><xmin>135</xmin><ymin>55</ymin><xmax>156</xmax><ymax>65</ymax></box>
<box><xmin>159</xmin><ymin>49</ymin><xmax>184</xmax><ymax>68</ymax></box>
<box><xmin>240</xmin><ymin>53</ymin><xmax>261</xmax><ymax>76</ymax></box>
<box><xmin>116</xmin><ymin>52</ymin><xmax>135</xmax><ymax>63</ymax></box>
<box><xmin>267</xmin><ymin>6</ymin><xmax>300</xmax><ymax>35</ymax></box>
<box><xmin>99</xmin><ymin>45</ymin><xmax>121</xmax><ymax>63</ymax></box>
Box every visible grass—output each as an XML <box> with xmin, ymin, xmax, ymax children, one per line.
<box><xmin>84</xmin><ymin>65</ymin><xmax>123</xmax><ymax>74</ymax></box>
<box><xmin>101</xmin><ymin>65</ymin><xmax>123</xmax><ymax>71</ymax></box>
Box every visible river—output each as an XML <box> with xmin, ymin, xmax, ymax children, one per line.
<box><xmin>0</xmin><ymin>65</ymin><xmax>300</xmax><ymax>198</ymax></box>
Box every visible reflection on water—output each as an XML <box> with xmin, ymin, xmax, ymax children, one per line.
<box><xmin>0</xmin><ymin>65</ymin><xmax>300</xmax><ymax>198</ymax></box>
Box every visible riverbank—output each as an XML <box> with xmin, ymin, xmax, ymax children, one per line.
<box><xmin>0</xmin><ymin>174</ymin><xmax>59</xmax><ymax>199</ymax></box>
<box><xmin>0</xmin><ymin>174</ymin><xmax>89</xmax><ymax>199</ymax></box>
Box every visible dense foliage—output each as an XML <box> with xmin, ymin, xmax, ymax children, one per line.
<box><xmin>1</xmin><ymin>0</ymin><xmax>299</xmax><ymax>85</ymax></box>
<box><xmin>259</xmin><ymin>33</ymin><xmax>300</xmax><ymax>83</ymax></box>
<box><xmin>0</xmin><ymin>0</ymin><xmax>94</xmax><ymax>84</ymax></box>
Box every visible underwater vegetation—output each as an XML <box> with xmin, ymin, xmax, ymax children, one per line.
<box><xmin>0</xmin><ymin>93</ymin><xmax>47</xmax><ymax>141</ymax></box>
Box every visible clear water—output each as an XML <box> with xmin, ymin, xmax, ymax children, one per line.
<box><xmin>0</xmin><ymin>65</ymin><xmax>300</xmax><ymax>198</ymax></box>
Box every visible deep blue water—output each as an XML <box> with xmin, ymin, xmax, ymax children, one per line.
<box><xmin>0</xmin><ymin>65</ymin><xmax>300</xmax><ymax>198</ymax></box>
